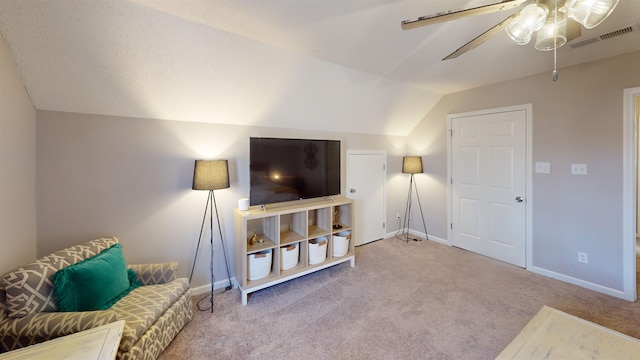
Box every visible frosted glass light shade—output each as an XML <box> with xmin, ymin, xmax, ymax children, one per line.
<box><xmin>506</xmin><ymin>4</ymin><xmax>548</xmax><ymax>45</ymax></box>
<box><xmin>567</xmin><ymin>0</ymin><xmax>619</xmax><ymax>29</ymax></box>
<box><xmin>535</xmin><ymin>17</ymin><xmax>567</xmax><ymax>51</ymax></box>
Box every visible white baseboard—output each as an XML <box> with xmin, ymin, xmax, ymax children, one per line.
<box><xmin>193</xmin><ymin>240</ymin><xmax>631</xmax><ymax>302</ymax></box>
<box><xmin>397</xmin><ymin>230</ymin><xmax>630</xmax><ymax>299</ymax></box>
<box><xmin>190</xmin><ymin>278</ymin><xmax>236</xmax><ymax>296</ymax></box>
<box><xmin>385</xmin><ymin>229</ymin><xmax>449</xmax><ymax>245</ymax></box>
<box><xmin>528</xmin><ymin>265</ymin><xmax>630</xmax><ymax>301</ymax></box>
<box><xmin>385</xmin><ymin>230</ymin><xmax>631</xmax><ymax>301</ymax></box>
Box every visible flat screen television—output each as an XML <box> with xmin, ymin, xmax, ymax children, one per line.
<box><xmin>249</xmin><ymin>137</ymin><xmax>341</xmax><ymax>206</ymax></box>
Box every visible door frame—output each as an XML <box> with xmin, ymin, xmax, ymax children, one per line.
<box><xmin>622</xmin><ymin>86</ymin><xmax>639</xmax><ymax>301</ymax></box>
<box><xmin>447</xmin><ymin>104</ymin><xmax>533</xmax><ymax>268</ymax></box>
<box><xmin>346</xmin><ymin>149</ymin><xmax>387</xmax><ymax>246</ymax></box>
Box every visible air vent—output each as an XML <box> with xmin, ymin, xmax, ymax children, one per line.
<box><xmin>569</xmin><ymin>23</ymin><xmax>639</xmax><ymax>49</ymax></box>
<box><xmin>570</xmin><ymin>37</ymin><xmax>600</xmax><ymax>48</ymax></box>
<box><xmin>601</xmin><ymin>24</ymin><xmax>636</xmax><ymax>39</ymax></box>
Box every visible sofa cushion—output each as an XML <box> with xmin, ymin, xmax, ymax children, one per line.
<box><xmin>111</xmin><ymin>278</ymin><xmax>189</xmax><ymax>352</ymax></box>
<box><xmin>53</xmin><ymin>244</ymin><xmax>140</xmax><ymax>312</ymax></box>
<box><xmin>1</xmin><ymin>237</ymin><xmax>119</xmax><ymax>318</ymax></box>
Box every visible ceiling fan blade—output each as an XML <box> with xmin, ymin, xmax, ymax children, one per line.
<box><xmin>401</xmin><ymin>0</ymin><xmax>529</xmax><ymax>30</ymax></box>
<box><xmin>566</xmin><ymin>18</ymin><xmax>582</xmax><ymax>42</ymax></box>
<box><xmin>442</xmin><ymin>13</ymin><xmax>517</xmax><ymax>60</ymax></box>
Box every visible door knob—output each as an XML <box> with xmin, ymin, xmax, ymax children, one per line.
<box><xmin>515</xmin><ymin>196</ymin><xmax>524</xmax><ymax>203</ymax></box>
<box><xmin>350</xmin><ymin>188</ymin><xmax>356</xmax><ymax>193</ymax></box>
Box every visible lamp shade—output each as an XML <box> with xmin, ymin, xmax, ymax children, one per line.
<box><xmin>402</xmin><ymin>156</ymin><xmax>423</xmax><ymax>174</ymax></box>
<box><xmin>506</xmin><ymin>3</ymin><xmax>548</xmax><ymax>45</ymax></box>
<box><xmin>535</xmin><ymin>15</ymin><xmax>567</xmax><ymax>51</ymax></box>
<box><xmin>192</xmin><ymin>160</ymin><xmax>230</xmax><ymax>190</ymax></box>
<box><xmin>567</xmin><ymin>0</ymin><xmax>619</xmax><ymax>29</ymax></box>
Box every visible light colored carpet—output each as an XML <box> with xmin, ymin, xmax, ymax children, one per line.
<box><xmin>159</xmin><ymin>237</ymin><xmax>640</xmax><ymax>360</ymax></box>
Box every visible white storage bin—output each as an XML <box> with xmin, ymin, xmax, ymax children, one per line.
<box><xmin>247</xmin><ymin>249</ymin><xmax>272</xmax><ymax>281</ymax></box>
<box><xmin>333</xmin><ymin>231</ymin><xmax>350</xmax><ymax>257</ymax></box>
<box><xmin>280</xmin><ymin>243</ymin><xmax>299</xmax><ymax>271</ymax></box>
<box><xmin>309</xmin><ymin>237</ymin><xmax>328</xmax><ymax>265</ymax></box>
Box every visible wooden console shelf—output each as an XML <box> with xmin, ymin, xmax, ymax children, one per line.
<box><xmin>233</xmin><ymin>196</ymin><xmax>355</xmax><ymax>305</ymax></box>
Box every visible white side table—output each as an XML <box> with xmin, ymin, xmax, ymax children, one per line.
<box><xmin>498</xmin><ymin>306</ymin><xmax>640</xmax><ymax>359</ymax></box>
<box><xmin>0</xmin><ymin>320</ymin><xmax>125</xmax><ymax>360</ymax></box>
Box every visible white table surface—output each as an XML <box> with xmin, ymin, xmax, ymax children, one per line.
<box><xmin>497</xmin><ymin>306</ymin><xmax>640</xmax><ymax>359</ymax></box>
<box><xmin>0</xmin><ymin>320</ymin><xmax>125</xmax><ymax>360</ymax></box>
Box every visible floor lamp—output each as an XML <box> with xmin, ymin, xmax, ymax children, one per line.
<box><xmin>190</xmin><ymin>160</ymin><xmax>233</xmax><ymax>313</ymax></box>
<box><xmin>402</xmin><ymin>156</ymin><xmax>428</xmax><ymax>242</ymax></box>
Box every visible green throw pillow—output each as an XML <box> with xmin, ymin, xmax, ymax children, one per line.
<box><xmin>53</xmin><ymin>243</ymin><xmax>140</xmax><ymax>312</ymax></box>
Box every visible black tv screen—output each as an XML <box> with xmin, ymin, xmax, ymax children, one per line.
<box><xmin>249</xmin><ymin>137</ymin><xmax>341</xmax><ymax>206</ymax></box>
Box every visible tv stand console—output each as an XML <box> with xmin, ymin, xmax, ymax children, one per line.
<box><xmin>233</xmin><ymin>196</ymin><xmax>355</xmax><ymax>305</ymax></box>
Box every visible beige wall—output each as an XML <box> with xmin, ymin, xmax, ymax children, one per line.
<box><xmin>409</xmin><ymin>50</ymin><xmax>640</xmax><ymax>293</ymax></box>
<box><xmin>36</xmin><ymin>111</ymin><xmax>408</xmax><ymax>289</ymax></box>
<box><xmin>0</xmin><ymin>34</ymin><xmax>36</xmax><ymax>273</ymax></box>
<box><xmin>8</xmin><ymin>26</ymin><xmax>640</xmax><ymax>296</ymax></box>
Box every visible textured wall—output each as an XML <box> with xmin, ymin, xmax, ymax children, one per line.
<box><xmin>408</xmin><ymin>50</ymin><xmax>640</xmax><ymax>295</ymax></box>
<box><xmin>35</xmin><ymin>111</ymin><xmax>407</xmax><ymax>289</ymax></box>
<box><xmin>0</xmin><ymin>34</ymin><xmax>36</xmax><ymax>274</ymax></box>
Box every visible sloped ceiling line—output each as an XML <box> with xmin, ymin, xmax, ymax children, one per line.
<box><xmin>0</xmin><ymin>0</ymin><xmax>638</xmax><ymax>136</ymax></box>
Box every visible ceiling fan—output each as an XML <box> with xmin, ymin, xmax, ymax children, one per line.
<box><xmin>401</xmin><ymin>0</ymin><xmax>620</xmax><ymax>60</ymax></box>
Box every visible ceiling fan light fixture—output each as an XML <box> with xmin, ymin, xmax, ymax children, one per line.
<box><xmin>566</xmin><ymin>0</ymin><xmax>620</xmax><ymax>29</ymax></box>
<box><xmin>506</xmin><ymin>4</ymin><xmax>549</xmax><ymax>45</ymax></box>
<box><xmin>535</xmin><ymin>16</ymin><xmax>568</xmax><ymax>51</ymax></box>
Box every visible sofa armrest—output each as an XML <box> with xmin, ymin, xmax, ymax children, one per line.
<box><xmin>0</xmin><ymin>310</ymin><xmax>118</xmax><ymax>341</ymax></box>
<box><xmin>127</xmin><ymin>262</ymin><xmax>178</xmax><ymax>285</ymax></box>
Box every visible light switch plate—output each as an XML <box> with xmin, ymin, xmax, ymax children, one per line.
<box><xmin>571</xmin><ymin>163</ymin><xmax>587</xmax><ymax>175</ymax></box>
<box><xmin>535</xmin><ymin>162</ymin><xmax>551</xmax><ymax>174</ymax></box>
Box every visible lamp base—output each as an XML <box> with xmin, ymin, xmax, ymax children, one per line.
<box><xmin>190</xmin><ymin>189</ymin><xmax>233</xmax><ymax>313</ymax></box>
<box><xmin>398</xmin><ymin>173</ymin><xmax>428</xmax><ymax>243</ymax></box>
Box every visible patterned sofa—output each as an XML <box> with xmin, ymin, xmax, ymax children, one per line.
<box><xmin>0</xmin><ymin>237</ymin><xmax>192</xmax><ymax>360</ymax></box>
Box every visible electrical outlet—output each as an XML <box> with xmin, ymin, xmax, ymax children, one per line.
<box><xmin>571</xmin><ymin>164</ymin><xmax>587</xmax><ymax>175</ymax></box>
<box><xmin>578</xmin><ymin>252</ymin><xmax>588</xmax><ymax>264</ymax></box>
<box><xmin>535</xmin><ymin>162</ymin><xmax>551</xmax><ymax>174</ymax></box>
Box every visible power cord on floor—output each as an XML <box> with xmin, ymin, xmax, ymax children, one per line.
<box><xmin>394</xmin><ymin>214</ymin><xmax>425</xmax><ymax>242</ymax></box>
<box><xmin>394</xmin><ymin>233</ymin><xmax>423</xmax><ymax>242</ymax></box>
<box><xmin>195</xmin><ymin>278</ymin><xmax>233</xmax><ymax>312</ymax></box>
<box><xmin>196</xmin><ymin>292</ymin><xmax>213</xmax><ymax>312</ymax></box>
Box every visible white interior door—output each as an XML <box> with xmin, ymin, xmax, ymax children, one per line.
<box><xmin>346</xmin><ymin>151</ymin><xmax>386</xmax><ymax>246</ymax></box>
<box><xmin>450</xmin><ymin>108</ymin><xmax>527</xmax><ymax>267</ymax></box>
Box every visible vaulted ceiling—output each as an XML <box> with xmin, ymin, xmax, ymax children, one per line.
<box><xmin>1</xmin><ymin>0</ymin><xmax>639</xmax><ymax>136</ymax></box>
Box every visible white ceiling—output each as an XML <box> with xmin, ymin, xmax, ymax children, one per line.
<box><xmin>1</xmin><ymin>0</ymin><xmax>639</xmax><ymax>136</ymax></box>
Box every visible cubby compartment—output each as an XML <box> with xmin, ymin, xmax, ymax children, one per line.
<box><xmin>308</xmin><ymin>208</ymin><xmax>331</xmax><ymax>238</ymax></box>
<box><xmin>234</xmin><ymin>196</ymin><xmax>355</xmax><ymax>305</ymax></box>
<box><xmin>280</xmin><ymin>211</ymin><xmax>306</xmax><ymax>245</ymax></box>
<box><xmin>332</xmin><ymin>204</ymin><xmax>352</xmax><ymax>231</ymax></box>
<box><xmin>246</xmin><ymin>216</ymin><xmax>277</xmax><ymax>253</ymax></box>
